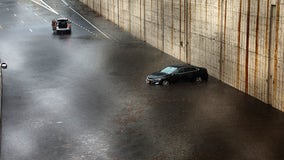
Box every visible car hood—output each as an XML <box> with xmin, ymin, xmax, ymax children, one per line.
<box><xmin>148</xmin><ymin>72</ymin><xmax>169</xmax><ymax>79</ymax></box>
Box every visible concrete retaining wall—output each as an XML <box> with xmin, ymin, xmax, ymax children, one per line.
<box><xmin>79</xmin><ymin>0</ymin><xmax>284</xmax><ymax>111</ymax></box>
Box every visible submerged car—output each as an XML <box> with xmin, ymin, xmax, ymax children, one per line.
<box><xmin>146</xmin><ymin>64</ymin><xmax>208</xmax><ymax>86</ymax></box>
<box><xmin>52</xmin><ymin>18</ymin><xmax>71</xmax><ymax>34</ymax></box>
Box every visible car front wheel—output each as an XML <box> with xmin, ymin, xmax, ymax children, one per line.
<box><xmin>162</xmin><ymin>80</ymin><xmax>169</xmax><ymax>86</ymax></box>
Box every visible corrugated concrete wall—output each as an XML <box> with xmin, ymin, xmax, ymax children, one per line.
<box><xmin>79</xmin><ymin>0</ymin><xmax>284</xmax><ymax>111</ymax></box>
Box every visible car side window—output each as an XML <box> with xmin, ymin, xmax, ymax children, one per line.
<box><xmin>184</xmin><ymin>67</ymin><xmax>196</xmax><ymax>72</ymax></box>
<box><xmin>177</xmin><ymin>68</ymin><xmax>185</xmax><ymax>73</ymax></box>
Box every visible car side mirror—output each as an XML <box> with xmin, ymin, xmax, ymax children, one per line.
<box><xmin>1</xmin><ymin>63</ymin><xmax>7</xmax><ymax>69</ymax></box>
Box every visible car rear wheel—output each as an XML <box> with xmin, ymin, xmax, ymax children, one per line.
<box><xmin>162</xmin><ymin>80</ymin><xmax>169</xmax><ymax>86</ymax></box>
<box><xmin>201</xmin><ymin>74</ymin><xmax>208</xmax><ymax>81</ymax></box>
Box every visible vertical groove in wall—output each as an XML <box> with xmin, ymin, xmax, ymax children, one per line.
<box><xmin>265</xmin><ymin>0</ymin><xmax>270</xmax><ymax>102</ymax></box>
<box><xmin>143</xmin><ymin>0</ymin><xmax>146</xmax><ymax>41</ymax></box>
<box><xmin>113</xmin><ymin>0</ymin><xmax>115</xmax><ymax>22</ymax></box>
<box><xmin>205</xmin><ymin>0</ymin><xmax>208</xmax><ymax>27</ymax></box>
<box><xmin>162</xmin><ymin>0</ymin><xmax>165</xmax><ymax>52</ymax></box>
<box><xmin>268</xmin><ymin>4</ymin><xmax>274</xmax><ymax>104</ymax></box>
<box><xmin>205</xmin><ymin>0</ymin><xmax>208</xmax><ymax>67</ymax></box>
<box><xmin>109</xmin><ymin>0</ymin><xmax>110</xmax><ymax>20</ymax></box>
<box><xmin>107</xmin><ymin>0</ymin><xmax>109</xmax><ymax>19</ymax></box>
<box><xmin>187</xmin><ymin>0</ymin><xmax>191</xmax><ymax>63</ymax></box>
<box><xmin>117</xmin><ymin>0</ymin><xmax>119</xmax><ymax>26</ymax></box>
<box><xmin>157</xmin><ymin>0</ymin><xmax>159</xmax><ymax>49</ymax></box>
<box><xmin>171</xmin><ymin>0</ymin><xmax>174</xmax><ymax>51</ymax></box>
<box><xmin>99</xmin><ymin>0</ymin><xmax>101</xmax><ymax>15</ymax></box>
<box><xmin>283</xmin><ymin>5</ymin><xmax>284</xmax><ymax>110</ymax></box>
<box><xmin>245</xmin><ymin>0</ymin><xmax>251</xmax><ymax>93</ymax></box>
<box><xmin>223</xmin><ymin>0</ymin><xmax>227</xmax><ymax>81</ymax></box>
<box><xmin>184</xmin><ymin>0</ymin><xmax>187</xmax><ymax>62</ymax></box>
<box><xmin>150</xmin><ymin>0</ymin><xmax>152</xmax><ymax>43</ymax></box>
<box><xmin>218</xmin><ymin>0</ymin><xmax>221</xmax><ymax>23</ymax></box>
<box><xmin>273</xmin><ymin>0</ymin><xmax>280</xmax><ymax>106</ymax></box>
<box><xmin>129</xmin><ymin>0</ymin><xmax>131</xmax><ymax>33</ymax></box>
<box><xmin>218</xmin><ymin>0</ymin><xmax>223</xmax><ymax>80</ymax></box>
<box><xmin>254</xmin><ymin>0</ymin><xmax>260</xmax><ymax>96</ymax></box>
<box><xmin>236</xmin><ymin>0</ymin><xmax>242</xmax><ymax>89</ymax></box>
<box><xmin>179</xmin><ymin>0</ymin><xmax>182</xmax><ymax>60</ymax></box>
<box><xmin>220</xmin><ymin>0</ymin><xmax>227</xmax><ymax>81</ymax></box>
<box><xmin>140</xmin><ymin>0</ymin><xmax>142</xmax><ymax>39</ymax></box>
<box><xmin>122</xmin><ymin>1</ymin><xmax>124</xmax><ymax>29</ymax></box>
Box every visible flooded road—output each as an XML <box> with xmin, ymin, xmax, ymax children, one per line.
<box><xmin>1</xmin><ymin>0</ymin><xmax>284</xmax><ymax>160</ymax></box>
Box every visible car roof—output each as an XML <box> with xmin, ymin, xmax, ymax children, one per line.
<box><xmin>57</xmin><ymin>18</ymin><xmax>69</xmax><ymax>21</ymax></box>
<box><xmin>167</xmin><ymin>64</ymin><xmax>194</xmax><ymax>68</ymax></box>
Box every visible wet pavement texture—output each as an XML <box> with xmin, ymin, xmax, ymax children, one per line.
<box><xmin>1</xmin><ymin>0</ymin><xmax>284</xmax><ymax>160</ymax></box>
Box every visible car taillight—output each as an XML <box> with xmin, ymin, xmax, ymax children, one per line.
<box><xmin>67</xmin><ymin>24</ymin><xmax>71</xmax><ymax>28</ymax></box>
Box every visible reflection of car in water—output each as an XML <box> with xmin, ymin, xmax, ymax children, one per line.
<box><xmin>146</xmin><ymin>64</ymin><xmax>208</xmax><ymax>86</ymax></box>
<box><xmin>52</xmin><ymin>18</ymin><xmax>71</xmax><ymax>34</ymax></box>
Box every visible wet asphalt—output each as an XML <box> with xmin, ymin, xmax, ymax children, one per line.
<box><xmin>1</xmin><ymin>0</ymin><xmax>284</xmax><ymax>160</ymax></box>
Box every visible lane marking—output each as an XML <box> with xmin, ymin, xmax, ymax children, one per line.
<box><xmin>6</xmin><ymin>8</ymin><xmax>9</xmax><ymax>11</ymax></box>
<box><xmin>40</xmin><ymin>0</ymin><xmax>58</xmax><ymax>14</ymax></box>
<box><xmin>34</xmin><ymin>13</ymin><xmax>38</xmax><ymax>16</ymax></box>
<box><xmin>30</xmin><ymin>0</ymin><xmax>58</xmax><ymax>15</ymax></box>
<box><xmin>60</xmin><ymin>0</ymin><xmax>68</xmax><ymax>6</ymax></box>
<box><xmin>0</xmin><ymin>25</ymin><xmax>3</xmax><ymax>29</ymax></box>
<box><xmin>21</xmin><ymin>20</ymin><xmax>25</xmax><ymax>24</ymax></box>
<box><xmin>69</xmin><ymin>7</ymin><xmax>114</xmax><ymax>40</ymax></box>
<box><xmin>43</xmin><ymin>19</ymin><xmax>48</xmax><ymax>23</ymax></box>
<box><xmin>29</xmin><ymin>29</ymin><xmax>33</xmax><ymax>32</ymax></box>
<box><xmin>14</xmin><ymin>14</ymin><xmax>17</xmax><ymax>17</ymax></box>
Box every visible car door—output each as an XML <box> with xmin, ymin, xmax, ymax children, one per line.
<box><xmin>184</xmin><ymin>67</ymin><xmax>198</xmax><ymax>81</ymax></box>
<box><xmin>175</xmin><ymin>68</ymin><xmax>186</xmax><ymax>81</ymax></box>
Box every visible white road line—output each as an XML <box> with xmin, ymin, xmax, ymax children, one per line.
<box><xmin>69</xmin><ymin>7</ymin><xmax>113</xmax><ymax>40</ymax></box>
<box><xmin>0</xmin><ymin>25</ymin><xmax>3</xmax><ymax>29</ymax></box>
<box><xmin>29</xmin><ymin>29</ymin><xmax>33</xmax><ymax>32</ymax></box>
<box><xmin>60</xmin><ymin>0</ymin><xmax>68</xmax><ymax>6</ymax></box>
<box><xmin>30</xmin><ymin>0</ymin><xmax>58</xmax><ymax>15</ymax></box>
<box><xmin>14</xmin><ymin>14</ymin><xmax>17</xmax><ymax>17</ymax></box>
<box><xmin>21</xmin><ymin>20</ymin><xmax>25</xmax><ymax>24</ymax></box>
<box><xmin>35</xmin><ymin>13</ymin><xmax>38</xmax><ymax>16</ymax></box>
<box><xmin>6</xmin><ymin>8</ymin><xmax>9</xmax><ymax>11</ymax></box>
<box><xmin>43</xmin><ymin>19</ymin><xmax>48</xmax><ymax>23</ymax></box>
<box><xmin>40</xmin><ymin>0</ymin><xmax>59</xmax><ymax>14</ymax></box>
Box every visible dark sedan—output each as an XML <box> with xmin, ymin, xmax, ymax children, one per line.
<box><xmin>146</xmin><ymin>64</ymin><xmax>208</xmax><ymax>86</ymax></box>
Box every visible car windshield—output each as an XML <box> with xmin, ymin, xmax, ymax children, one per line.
<box><xmin>160</xmin><ymin>66</ymin><xmax>178</xmax><ymax>74</ymax></box>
